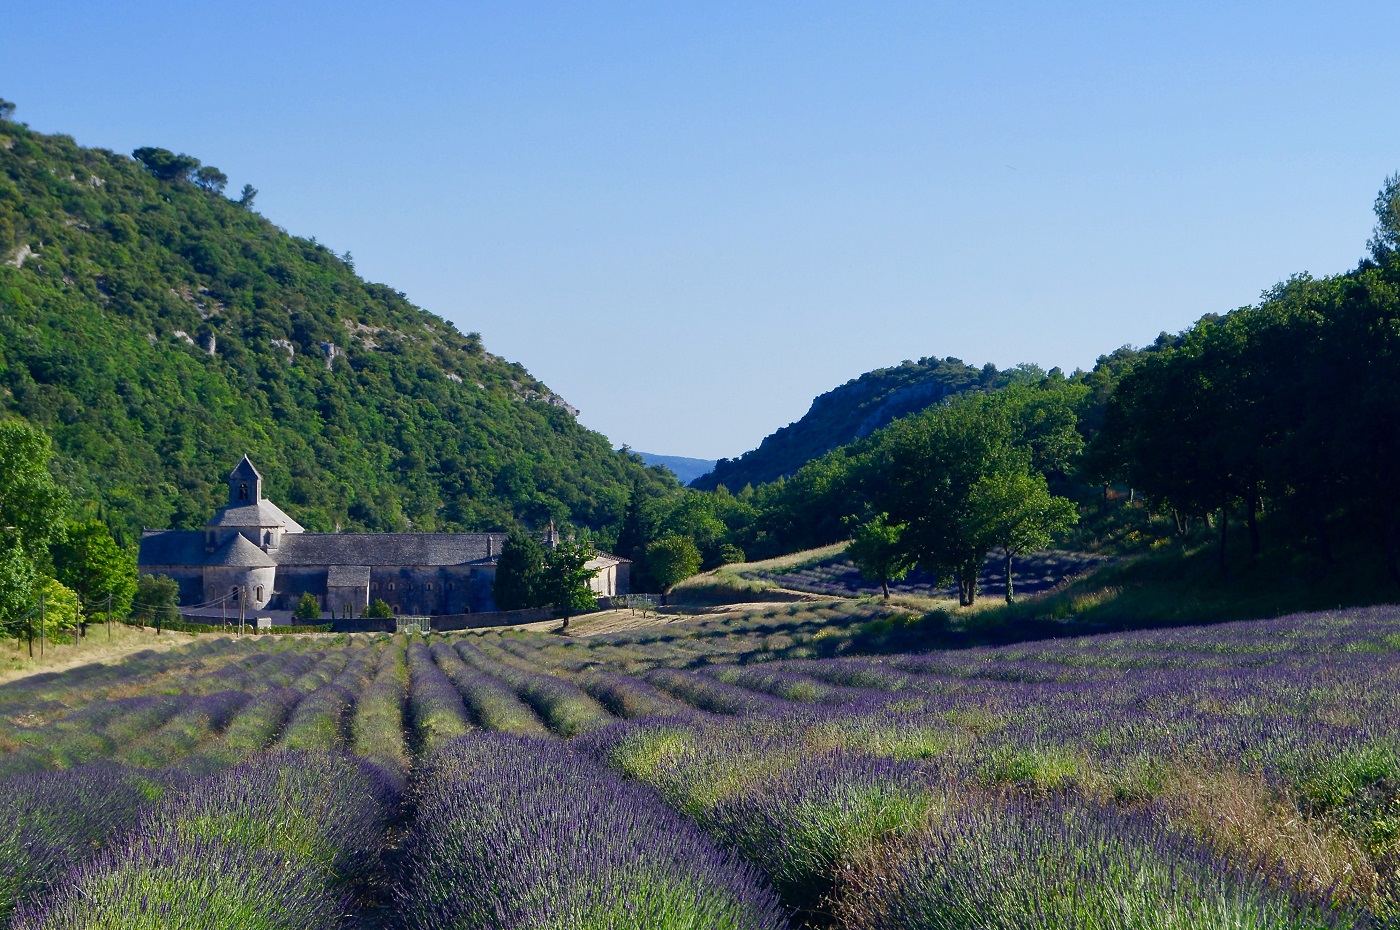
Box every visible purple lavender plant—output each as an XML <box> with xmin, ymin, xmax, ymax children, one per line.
<box><xmin>394</xmin><ymin>733</ymin><xmax>789</xmax><ymax>930</ymax></box>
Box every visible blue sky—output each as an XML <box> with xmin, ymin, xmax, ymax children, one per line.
<box><xmin>7</xmin><ymin>2</ymin><xmax>1399</xmax><ymax>459</ymax></box>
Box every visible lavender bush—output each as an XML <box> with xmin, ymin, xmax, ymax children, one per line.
<box><xmin>394</xmin><ymin>733</ymin><xmax>789</xmax><ymax>930</ymax></box>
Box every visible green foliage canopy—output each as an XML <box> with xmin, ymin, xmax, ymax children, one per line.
<box><xmin>493</xmin><ymin>529</ymin><xmax>546</xmax><ymax>611</ymax></box>
<box><xmin>646</xmin><ymin>535</ymin><xmax>701</xmax><ymax>595</ymax></box>
<box><xmin>845</xmin><ymin>513</ymin><xmax>913</xmax><ymax>600</ymax></box>
<box><xmin>51</xmin><ymin>519</ymin><xmax>137</xmax><ymax>619</ymax></box>
<box><xmin>293</xmin><ymin>591</ymin><xmax>322</xmax><ymax>621</ymax></box>
<box><xmin>539</xmin><ymin>539</ymin><xmax>600</xmax><ymax>628</ymax></box>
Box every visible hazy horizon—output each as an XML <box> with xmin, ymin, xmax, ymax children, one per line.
<box><xmin>8</xmin><ymin>2</ymin><xmax>1399</xmax><ymax>459</ymax></box>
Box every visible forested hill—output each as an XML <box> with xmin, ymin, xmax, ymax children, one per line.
<box><xmin>693</xmin><ymin>356</ymin><xmax>1031</xmax><ymax>491</ymax></box>
<box><xmin>0</xmin><ymin>112</ymin><xmax>674</xmax><ymax>545</ymax></box>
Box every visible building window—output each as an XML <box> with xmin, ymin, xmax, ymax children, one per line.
<box><xmin>426</xmin><ymin>583</ymin><xmax>433</xmax><ymax>591</ymax></box>
<box><xmin>388</xmin><ymin>583</ymin><xmax>395</xmax><ymax>592</ymax></box>
<box><xmin>371</xmin><ymin>582</ymin><xmax>378</xmax><ymax>592</ymax></box>
<box><xmin>239</xmin><ymin>482</ymin><xmax>249</xmax><ymax>502</ymax></box>
<box><xmin>446</xmin><ymin>582</ymin><xmax>454</xmax><ymax>591</ymax></box>
<box><xmin>256</xmin><ymin>585</ymin><xmax>264</xmax><ymax>601</ymax></box>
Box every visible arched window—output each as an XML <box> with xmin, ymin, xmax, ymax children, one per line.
<box><xmin>426</xmin><ymin>583</ymin><xmax>433</xmax><ymax>591</ymax></box>
<box><xmin>264</xmin><ymin>531</ymin><xmax>272</xmax><ymax>546</ymax></box>
<box><xmin>371</xmin><ymin>582</ymin><xmax>378</xmax><ymax>592</ymax></box>
<box><xmin>239</xmin><ymin>482</ymin><xmax>249</xmax><ymax>502</ymax></box>
<box><xmin>256</xmin><ymin>585</ymin><xmax>264</xmax><ymax>601</ymax></box>
<box><xmin>388</xmin><ymin>583</ymin><xmax>395</xmax><ymax>592</ymax></box>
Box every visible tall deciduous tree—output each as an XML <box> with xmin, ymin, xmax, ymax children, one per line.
<box><xmin>51</xmin><ymin>519</ymin><xmax>137</xmax><ymax>619</ymax></box>
<box><xmin>646</xmin><ymin>535</ymin><xmax>701</xmax><ymax>600</ymax></box>
<box><xmin>133</xmin><ymin>574</ymin><xmax>179</xmax><ymax>628</ymax></box>
<box><xmin>0</xmin><ymin>421</ymin><xmax>69</xmax><ymax>626</ymax></box>
<box><xmin>868</xmin><ymin>389</ymin><xmax>1075</xmax><ymax>607</ymax></box>
<box><xmin>968</xmin><ymin>471</ymin><xmax>1078</xmax><ymax>603</ymax></box>
<box><xmin>845</xmin><ymin>513</ymin><xmax>913</xmax><ymax>600</ymax></box>
<box><xmin>539</xmin><ymin>539</ymin><xmax>600</xmax><ymax>631</ymax></box>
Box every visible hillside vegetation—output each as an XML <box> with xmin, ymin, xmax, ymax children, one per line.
<box><xmin>693</xmin><ymin>356</ymin><xmax>1006</xmax><ymax>491</ymax></box>
<box><xmin>0</xmin><ymin>110</ymin><xmax>672</xmax><ymax>544</ymax></box>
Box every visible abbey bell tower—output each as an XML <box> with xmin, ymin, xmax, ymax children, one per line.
<box><xmin>228</xmin><ymin>455</ymin><xmax>262</xmax><ymax>505</ymax></box>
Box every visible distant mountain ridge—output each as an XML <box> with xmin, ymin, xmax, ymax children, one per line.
<box><xmin>0</xmin><ymin>113</ymin><xmax>672</xmax><ymax>544</ymax></box>
<box><xmin>636</xmin><ymin>452</ymin><xmax>717</xmax><ymax>485</ymax></box>
<box><xmin>693</xmin><ymin>357</ymin><xmax>1034</xmax><ymax>490</ymax></box>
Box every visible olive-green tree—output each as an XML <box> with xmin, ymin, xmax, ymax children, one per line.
<box><xmin>845</xmin><ymin>513</ymin><xmax>914</xmax><ymax>600</ymax></box>
<box><xmin>646</xmin><ymin>535</ymin><xmax>701</xmax><ymax>601</ymax></box>
<box><xmin>0</xmin><ymin>421</ymin><xmax>69</xmax><ymax>626</ymax></box>
<box><xmin>132</xmin><ymin>574</ymin><xmax>180</xmax><ymax>628</ymax></box>
<box><xmin>539</xmin><ymin>539</ymin><xmax>600</xmax><ymax>631</ymax></box>
<box><xmin>51</xmin><ymin>520</ymin><xmax>137</xmax><ymax>620</ymax></box>
<box><xmin>293</xmin><ymin>592</ymin><xmax>323</xmax><ymax>621</ymax></box>
<box><xmin>968</xmin><ymin>471</ymin><xmax>1078</xmax><ymax>603</ymax></box>
<box><xmin>364</xmin><ymin>599</ymin><xmax>394</xmax><ymax>619</ymax></box>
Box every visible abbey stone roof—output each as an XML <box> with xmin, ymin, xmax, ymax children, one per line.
<box><xmin>229</xmin><ymin>455</ymin><xmax>261</xmax><ymax>481</ymax></box>
<box><xmin>139</xmin><ymin>531</ymin><xmax>503</xmax><ymax>569</ymax></box>
<box><xmin>206</xmin><ymin>500</ymin><xmax>305</xmax><ymax>532</ymax></box>
<box><xmin>207</xmin><ymin>533</ymin><xmax>277</xmax><ymax>568</ymax></box>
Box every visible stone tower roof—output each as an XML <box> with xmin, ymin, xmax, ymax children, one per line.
<box><xmin>207</xmin><ymin>533</ymin><xmax>277</xmax><ymax>568</ymax></box>
<box><xmin>206</xmin><ymin>499</ymin><xmax>305</xmax><ymax>532</ymax></box>
<box><xmin>229</xmin><ymin>455</ymin><xmax>261</xmax><ymax>481</ymax></box>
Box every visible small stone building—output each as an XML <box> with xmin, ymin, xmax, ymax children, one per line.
<box><xmin>138</xmin><ymin>457</ymin><xmax>629</xmax><ymax>617</ymax></box>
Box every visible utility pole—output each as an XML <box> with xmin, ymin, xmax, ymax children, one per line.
<box><xmin>239</xmin><ymin>587</ymin><xmax>245</xmax><ymax>636</ymax></box>
<box><xmin>38</xmin><ymin>590</ymin><xmax>44</xmax><ymax>659</ymax></box>
<box><xmin>106</xmin><ymin>594</ymin><xmax>112</xmax><ymax>642</ymax></box>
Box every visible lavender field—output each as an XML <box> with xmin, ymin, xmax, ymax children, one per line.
<box><xmin>1</xmin><ymin>605</ymin><xmax>1398</xmax><ymax>928</ymax></box>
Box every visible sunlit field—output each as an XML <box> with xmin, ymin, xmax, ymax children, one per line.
<box><xmin>1</xmin><ymin>607</ymin><xmax>1397</xmax><ymax>928</ymax></box>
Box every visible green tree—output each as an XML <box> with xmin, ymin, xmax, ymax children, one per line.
<box><xmin>0</xmin><ymin>99</ymin><xmax>15</xmax><ymax>122</ymax></box>
<box><xmin>0</xmin><ymin>421</ymin><xmax>70</xmax><ymax>558</ymax></box>
<box><xmin>133</xmin><ymin>574</ymin><xmax>180</xmax><ymax>628</ymax></box>
<box><xmin>869</xmin><ymin>394</ymin><xmax>1024</xmax><ymax>606</ymax></box>
<box><xmin>364</xmin><ymin>599</ymin><xmax>394</xmax><ymax>619</ymax></box>
<box><xmin>293</xmin><ymin>591</ymin><xmax>322</xmax><ymax>621</ymax></box>
<box><xmin>131</xmin><ymin>147</ymin><xmax>201</xmax><ymax>183</ymax></box>
<box><xmin>237</xmin><ymin>183</ymin><xmax>258</xmax><ymax>208</ymax></box>
<box><xmin>0</xmin><ymin>540</ymin><xmax>36</xmax><ymax>638</ymax></box>
<box><xmin>0</xmin><ymin>422</ymin><xmax>69</xmax><ymax>628</ymax></box>
<box><xmin>646</xmin><ymin>535</ymin><xmax>701</xmax><ymax>600</ymax></box>
<box><xmin>38</xmin><ymin>578</ymin><xmax>80</xmax><ymax>641</ymax></box>
<box><xmin>968</xmin><ymin>471</ymin><xmax>1078</xmax><ymax>603</ymax></box>
<box><xmin>845</xmin><ymin>513</ymin><xmax>913</xmax><ymax>600</ymax></box>
<box><xmin>493</xmin><ymin>529</ymin><xmax>546</xmax><ymax>611</ymax></box>
<box><xmin>1369</xmin><ymin>173</ymin><xmax>1400</xmax><ymax>260</ymax></box>
<box><xmin>194</xmin><ymin>166</ymin><xmax>228</xmax><ymax>195</ymax></box>
<box><xmin>539</xmin><ymin>539</ymin><xmax>600</xmax><ymax>631</ymax></box>
<box><xmin>51</xmin><ymin>519</ymin><xmax>137</xmax><ymax>619</ymax></box>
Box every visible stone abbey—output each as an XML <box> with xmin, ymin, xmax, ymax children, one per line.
<box><xmin>137</xmin><ymin>457</ymin><xmax>628</xmax><ymax>618</ymax></box>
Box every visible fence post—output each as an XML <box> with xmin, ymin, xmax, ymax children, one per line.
<box><xmin>107</xmin><ymin>594</ymin><xmax>112</xmax><ymax>642</ymax></box>
<box><xmin>39</xmin><ymin>591</ymin><xmax>45</xmax><ymax>658</ymax></box>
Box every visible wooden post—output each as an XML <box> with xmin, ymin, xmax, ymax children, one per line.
<box><xmin>39</xmin><ymin>591</ymin><xmax>45</xmax><ymax>658</ymax></box>
<box><xmin>107</xmin><ymin>594</ymin><xmax>112</xmax><ymax>642</ymax></box>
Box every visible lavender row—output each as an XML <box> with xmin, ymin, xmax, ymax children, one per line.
<box><xmin>16</xmin><ymin>750</ymin><xmax>398</xmax><ymax>930</ymax></box>
<box><xmin>453</xmin><ymin>640</ymin><xmax>612</xmax><ymax>737</ymax></box>
<box><xmin>393</xmin><ymin>733</ymin><xmax>789</xmax><ymax>930</ymax></box>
